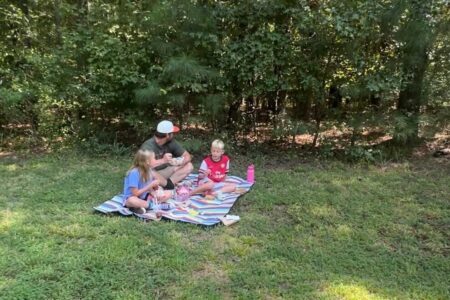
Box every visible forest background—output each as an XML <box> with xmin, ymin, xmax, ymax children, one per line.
<box><xmin>0</xmin><ymin>0</ymin><xmax>449</xmax><ymax>158</ymax></box>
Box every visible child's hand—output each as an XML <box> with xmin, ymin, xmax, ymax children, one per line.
<box><xmin>149</xmin><ymin>179</ymin><xmax>159</xmax><ymax>190</ymax></box>
<box><xmin>154</xmin><ymin>188</ymin><xmax>164</xmax><ymax>199</ymax></box>
<box><xmin>205</xmin><ymin>169</ymin><xmax>212</xmax><ymax>175</ymax></box>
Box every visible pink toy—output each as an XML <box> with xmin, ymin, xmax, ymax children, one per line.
<box><xmin>247</xmin><ymin>164</ymin><xmax>255</xmax><ymax>184</ymax></box>
<box><xmin>176</xmin><ymin>185</ymin><xmax>191</xmax><ymax>202</ymax></box>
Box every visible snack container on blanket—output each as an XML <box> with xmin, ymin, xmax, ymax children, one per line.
<box><xmin>176</xmin><ymin>185</ymin><xmax>191</xmax><ymax>202</ymax></box>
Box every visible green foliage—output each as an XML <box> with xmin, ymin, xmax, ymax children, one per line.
<box><xmin>391</xmin><ymin>113</ymin><xmax>420</xmax><ymax>144</ymax></box>
<box><xmin>0</xmin><ymin>88</ymin><xmax>30</xmax><ymax>127</ymax></box>
<box><xmin>271</xmin><ymin>114</ymin><xmax>313</xmax><ymax>143</ymax></box>
<box><xmin>200</xmin><ymin>94</ymin><xmax>228</xmax><ymax>130</ymax></box>
<box><xmin>76</xmin><ymin>137</ymin><xmax>131</xmax><ymax>157</ymax></box>
<box><xmin>0</xmin><ymin>0</ymin><xmax>449</xmax><ymax>152</ymax></box>
<box><xmin>180</xmin><ymin>137</ymin><xmax>206</xmax><ymax>157</ymax></box>
<box><xmin>344</xmin><ymin>146</ymin><xmax>382</xmax><ymax>163</ymax></box>
<box><xmin>134</xmin><ymin>81</ymin><xmax>162</xmax><ymax>106</ymax></box>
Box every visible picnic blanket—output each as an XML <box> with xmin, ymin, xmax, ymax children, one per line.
<box><xmin>94</xmin><ymin>174</ymin><xmax>253</xmax><ymax>226</ymax></box>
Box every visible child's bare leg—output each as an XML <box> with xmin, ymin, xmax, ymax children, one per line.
<box><xmin>156</xmin><ymin>190</ymin><xmax>173</xmax><ymax>202</ymax></box>
<box><xmin>150</xmin><ymin>188</ymin><xmax>174</xmax><ymax>203</ymax></box>
<box><xmin>124</xmin><ymin>196</ymin><xmax>149</xmax><ymax>209</ymax></box>
<box><xmin>190</xmin><ymin>181</ymin><xmax>214</xmax><ymax>196</ymax></box>
<box><xmin>215</xmin><ymin>183</ymin><xmax>236</xmax><ymax>194</ymax></box>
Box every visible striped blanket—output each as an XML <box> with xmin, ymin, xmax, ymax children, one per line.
<box><xmin>94</xmin><ymin>174</ymin><xmax>253</xmax><ymax>226</ymax></box>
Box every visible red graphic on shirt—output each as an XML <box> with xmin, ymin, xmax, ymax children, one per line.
<box><xmin>203</xmin><ymin>155</ymin><xmax>229</xmax><ymax>183</ymax></box>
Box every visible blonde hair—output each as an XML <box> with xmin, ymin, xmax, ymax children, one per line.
<box><xmin>211</xmin><ymin>139</ymin><xmax>225</xmax><ymax>150</ymax></box>
<box><xmin>128</xmin><ymin>149</ymin><xmax>152</xmax><ymax>182</ymax></box>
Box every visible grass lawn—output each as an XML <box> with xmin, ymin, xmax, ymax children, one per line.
<box><xmin>0</xmin><ymin>152</ymin><xmax>449</xmax><ymax>299</ymax></box>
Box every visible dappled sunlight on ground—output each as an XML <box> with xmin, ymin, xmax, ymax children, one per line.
<box><xmin>323</xmin><ymin>281</ymin><xmax>390</xmax><ymax>300</ymax></box>
<box><xmin>310</xmin><ymin>204</ymin><xmax>339</xmax><ymax>219</ymax></box>
<box><xmin>0</xmin><ymin>152</ymin><xmax>15</xmax><ymax>159</ymax></box>
<box><xmin>208</xmin><ymin>233</ymin><xmax>260</xmax><ymax>259</ymax></box>
<box><xmin>0</xmin><ymin>277</ymin><xmax>16</xmax><ymax>293</ymax></box>
<box><xmin>190</xmin><ymin>261</ymin><xmax>231</xmax><ymax>285</ymax></box>
<box><xmin>5</xmin><ymin>164</ymin><xmax>18</xmax><ymax>171</ymax></box>
<box><xmin>0</xmin><ymin>209</ymin><xmax>24</xmax><ymax>232</ymax></box>
<box><xmin>0</xmin><ymin>160</ymin><xmax>52</xmax><ymax>174</ymax></box>
<box><xmin>335</xmin><ymin>224</ymin><xmax>353</xmax><ymax>237</ymax></box>
<box><xmin>46</xmin><ymin>223</ymin><xmax>94</xmax><ymax>240</ymax></box>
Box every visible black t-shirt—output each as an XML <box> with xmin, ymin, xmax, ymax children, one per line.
<box><xmin>140</xmin><ymin>137</ymin><xmax>185</xmax><ymax>170</ymax></box>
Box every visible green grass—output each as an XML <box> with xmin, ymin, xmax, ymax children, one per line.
<box><xmin>0</xmin><ymin>152</ymin><xmax>449</xmax><ymax>299</ymax></box>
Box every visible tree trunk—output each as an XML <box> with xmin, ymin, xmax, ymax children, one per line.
<box><xmin>396</xmin><ymin>52</ymin><xmax>428</xmax><ymax>144</ymax></box>
<box><xmin>395</xmin><ymin>1</ymin><xmax>432</xmax><ymax>145</ymax></box>
<box><xmin>293</xmin><ymin>89</ymin><xmax>312</xmax><ymax>121</ymax></box>
<box><xmin>76</xmin><ymin>0</ymin><xmax>89</xmax><ymax>70</ymax></box>
<box><xmin>17</xmin><ymin>1</ymin><xmax>31</xmax><ymax>48</ymax></box>
<box><xmin>311</xmin><ymin>119</ymin><xmax>320</xmax><ymax>148</ymax></box>
<box><xmin>54</xmin><ymin>0</ymin><xmax>62</xmax><ymax>47</ymax></box>
<box><xmin>226</xmin><ymin>98</ymin><xmax>241</xmax><ymax>129</ymax></box>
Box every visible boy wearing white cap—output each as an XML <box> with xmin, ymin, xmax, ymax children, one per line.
<box><xmin>140</xmin><ymin>120</ymin><xmax>193</xmax><ymax>189</ymax></box>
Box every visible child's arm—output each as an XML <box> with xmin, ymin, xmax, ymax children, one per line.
<box><xmin>220</xmin><ymin>157</ymin><xmax>230</xmax><ymax>182</ymax></box>
<box><xmin>199</xmin><ymin>160</ymin><xmax>210</xmax><ymax>176</ymax></box>
<box><xmin>130</xmin><ymin>179</ymin><xmax>159</xmax><ymax>198</ymax></box>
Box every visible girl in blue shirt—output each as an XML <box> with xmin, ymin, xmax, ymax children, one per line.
<box><xmin>123</xmin><ymin>149</ymin><xmax>171</xmax><ymax>213</ymax></box>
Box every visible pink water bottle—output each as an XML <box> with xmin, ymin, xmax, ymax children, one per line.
<box><xmin>247</xmin><ymin>164</ymin><xmax>255</xmax><ymax>184</ymax></box>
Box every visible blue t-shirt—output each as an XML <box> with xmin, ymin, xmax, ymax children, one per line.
<box><xmin>123</xmin><ymin>168</ymin><xmax>153</xmax><ymax>201</ymax></box>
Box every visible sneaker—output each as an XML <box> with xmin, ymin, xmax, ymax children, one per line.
<box><xmin>130</xmin><ymin>207</ymin><xmax>146</xmax><ymax>214</ymax></box>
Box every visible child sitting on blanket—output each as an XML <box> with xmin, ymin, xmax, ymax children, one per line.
<box><xmin>189</xmin><ymin>139</ymin><xmax>236</xmax><ymax>199</ymax></box>
<box><xmin>123</xmin><ymin>149</ymin><xmax>172</xmax><ymax>214</ymax></box>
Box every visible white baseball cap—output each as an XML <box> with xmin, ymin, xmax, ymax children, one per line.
<box><xmin>157</xmin><ymin>120</ymin><xmax>180</xmax><ymax>134</ymax></box>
